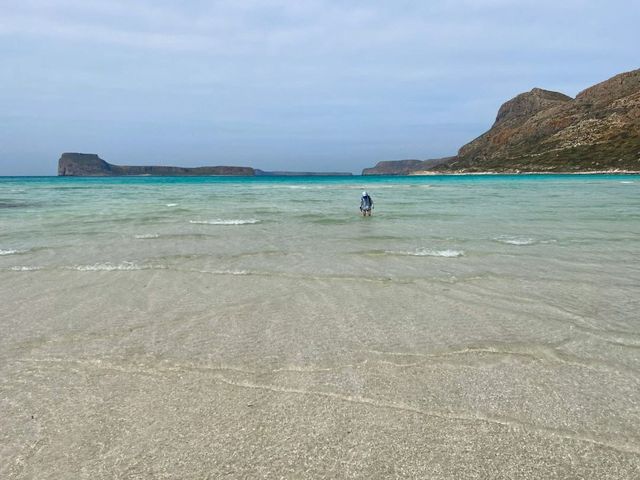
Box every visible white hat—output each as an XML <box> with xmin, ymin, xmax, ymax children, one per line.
<box><xmin>362</xmin><ymin>191</ymin><xmax>367</xmax><ymax>196</ymax></box>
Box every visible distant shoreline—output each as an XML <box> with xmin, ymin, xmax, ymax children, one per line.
<box><xmin>407</xmin><ymin>170</ymin><xmax>640</xmax><ymax>176</ymax></box>
<box><xmin>3</xmin><ymin>171</ymin><xmax>640</xmax><ymax>178</ymax></box>
<box><xmin>56</xmin><ymin>152</ymin><xmax>353</xmax><ymax>177</ymax></box>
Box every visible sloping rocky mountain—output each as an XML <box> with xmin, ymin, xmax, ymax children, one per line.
<box><xmin>364</xmin><ymin>69</ymin><xmax>640</xmax><ymax>174</ymax></box>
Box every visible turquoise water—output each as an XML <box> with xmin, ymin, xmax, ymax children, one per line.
<box><xmin>2</xmin><ymin>174</ymin><xmax>639</xmax><ymax>275</ymax></box>
<box><xmin>1</xmin><ymin>174</ymin><xmax>640</xmax><ymax>477</ymax></box>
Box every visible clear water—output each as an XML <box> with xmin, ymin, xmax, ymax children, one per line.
<box><xmin>1</xmin><ymin>175</ymin><xmax>639</xmax><ymax>478</ymax></box>
<box><xmin>2</xmin><ymin>174</ymin><xmax>639</xmax><ymax>275</ymax></box>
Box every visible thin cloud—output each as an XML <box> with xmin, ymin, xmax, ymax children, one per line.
<box><xmin>1</xmin><ymin>0</ymin><xmax>638</xmax><ymax>174</ymax></box>
<box><xmin>2</xmin><ymin>0</ymin><xmax>633</xmax><ymax>56</ymax></box>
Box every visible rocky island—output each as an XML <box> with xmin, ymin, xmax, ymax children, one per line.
<box><xmin>58</xmin><ymin>153</ymin><xmax>255</xmax><ymax>176</ymax></box>
<box><xmin>58</xmin><ymin>153</ymin><xmax>352</xmax><ymax>176</ymax></box>
<box><xmin>364</xmin><ymin>68</ymin><xmax>640</xmax><ymax>174</ymax></box>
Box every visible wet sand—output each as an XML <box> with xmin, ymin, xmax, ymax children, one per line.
<box><xmin>2</xmin><ymin>268</ymin><xmax>639</xmax><ymax>479</ymax></box>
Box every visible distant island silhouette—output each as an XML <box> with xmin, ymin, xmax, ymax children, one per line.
<box><xmin>57</xmin><ymin>153</ymin><xmax>352</xmax><ymax>177</ymax></box>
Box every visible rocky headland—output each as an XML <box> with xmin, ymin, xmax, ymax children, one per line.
<box><xmin>57</xmin><ymin>153</ymin><xmax>352</xmax><ymax>176</ymax></box>
<box><xmin>363</xmin><ymin>68</ymin><xmax>640</xmax><ymax>174</ymax></box>
<box><xmin>58</xmin><ymin>153</ymin><xmax>255</xmax><ymax>176</ymax></box>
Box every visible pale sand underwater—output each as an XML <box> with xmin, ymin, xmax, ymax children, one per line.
<box><xmin>1</xmin><ymin>175</ymin><xmax>639</xmax><ymax>478</ymax></box>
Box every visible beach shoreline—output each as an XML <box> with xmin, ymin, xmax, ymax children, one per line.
<box><xmin>1</xmin><ymin>174</ymin><xmax>639</xmax><ymax>478</ymax></box>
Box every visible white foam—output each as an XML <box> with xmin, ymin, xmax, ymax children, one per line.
<box><xmin>189</xmin><ymin>219</ymin><xmax>260</xmax><ymax>225</ymax></box>
<box><xmin>419</xmin><ymin>249</ymin><xmax>464</xmax><ymax>257</ymax></box>
<box><xmin>620</xmin><ymin>181</ymin><xmax>634</xmax><ymax>184</ymax></box>
<box><xmin>387</xmin><ymin>249</ymin><xmax>464</xmax><ymax>257</ymax></box>
<box><xmin>166</xmin><ymin>203</ymin><xmax>178</xmax><ymax>207</ymax></box>
<box><xmin>213</xmin><ymin>269</ymin><xmax>249</xmax><ymax>275</ymax></box>
<box><xmin>9</xmin><ymin>266</ymin><xmax>41</xmax><ymax>271</ymax></box>
<box><xmin>0</xmin><ymin>249</ymin><xmax>20</xmax><ymax>255</ymax></box>
<box><xmin>72</xmin><ymin>262</ymin><xmax>143</xmax><ymax>271</ymax></box>
<box><xmin>134</xmin><ymin>234</ymin><xmax>160</xmax><ymax>239</ymax></box>
<box><xmin>495</xmin><ymin>236</ymin><xmax>535</xmax><ymax>246</ymax></box>
<box><xmin>192</xmin><ymin>268</ymin><xmax>249</xmax><ymax>275</ymax></box>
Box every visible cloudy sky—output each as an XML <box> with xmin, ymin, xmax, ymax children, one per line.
<box><xmin>1</xmin><ymin>0</ymin><xmax>638</xmax><ymax>174</ymax></box>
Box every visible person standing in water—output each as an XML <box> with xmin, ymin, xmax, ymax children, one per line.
<box><xmin>360</xmin><ymin>191</ymin><xmax>374</xmax><ymax>216</ymax></box>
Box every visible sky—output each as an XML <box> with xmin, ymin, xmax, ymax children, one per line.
<box><xmin>1</xmin><ymin>0</ymin><xmax>638</xmax><ymax>175</ymax></box>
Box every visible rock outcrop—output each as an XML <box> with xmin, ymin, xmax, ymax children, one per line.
<box><xmin>363</xmin><ymin>68</ymin><xmax>640</xmax><ymax>174</ymax></box>
<box><xmin>58</xmin><ymin>153</ymin><xmax>256</xmax><ymax>176</ymax></box>
<box><xmin>58</xmin><ymin>153</ymin><xmax>354</xmax><ymax>176</ymax></box>
<box><xmin>362</xmin><ymin>157</ymin><xmax>454</xmax><ymax>175</ymax></box>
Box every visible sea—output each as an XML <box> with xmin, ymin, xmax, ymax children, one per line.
<box><xmin>1</xmin><ymin>174</ymin><xmax>639</xmax><ymax>478</ymax></box>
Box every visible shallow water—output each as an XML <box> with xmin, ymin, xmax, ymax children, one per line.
<box><xmin>1</xmin><ymin>175</ymin><xmax>639</xmax><ymax>478</ymax></box>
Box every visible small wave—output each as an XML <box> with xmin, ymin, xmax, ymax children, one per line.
<box><xmin>494</xmin><ymin>236</ymin><xmax>535</xmax><ymax>246</ymax></box>
<box><xmin>189</xmin><ymin>219</ymin><xmax>260</xmax><ymax>225</ymax></box>
<box><xmin>620</xmin><ymin>181</ymin><xmax>634</xmax><ymax>184</ymax></box>
<box><xmin>190</xmin><ymin>268</ymin><xmax>250</xmax><ymax>276</ymax></box>
<box><xmin>386</xmin><ymin>249</ymin><xmax>464</xmax><ymax>257</ymax></box>
<box><xmin>212</xmin><ymin>269</ymin><xmax>249</xmax><ymax>275</ymax></box>
<box><xmin>71</xmin><ymin>262</ymin><xmax>144</xmax><ymax>271</ymax></box>
<box><xmin>154</xmin><ymin>233</ymin><xmax>216</xmax><ymax>240</ymax></box>
<box><xmin>0</xmin><ymin>249</ymin><xmax>21</xmax><ymax>255</ymax></box>
<box><xmin>134</xmin><ymin>234</ymin><xmax>160</xmax><ymax>239</ymax></box>
<box><xmin>228</xmin><ymin>250</ymin><xmax>288</xmax><ymax>259</ymax></box>
<box><xmin>9</xmin><ymin>263</ymin><xmax>168</xmax><ymax>272</ymax></box>
<box><xmin>166</xmin><ymin>203</ymin><xmax>178</xmax><ymax>207</ymax></box>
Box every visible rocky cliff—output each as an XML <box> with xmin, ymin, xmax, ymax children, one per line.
<box><xmin>362</xmin><ymin>157</ymin><xmax>454</xmax><ymax>175</ymax></box>
<box><xmin>58</xmin><ymin>153</ymin><xmax>256</xmax><ymax>176</ymax></box>
<box><xmin>57</xmin><ymin>153</ymin><xmax>354</xmax><ymax>177</ymax></box>
<box><xmin>363</xmin><ymin>69</ymin><xmax>640</xmax><ymax>174</ymax></box>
